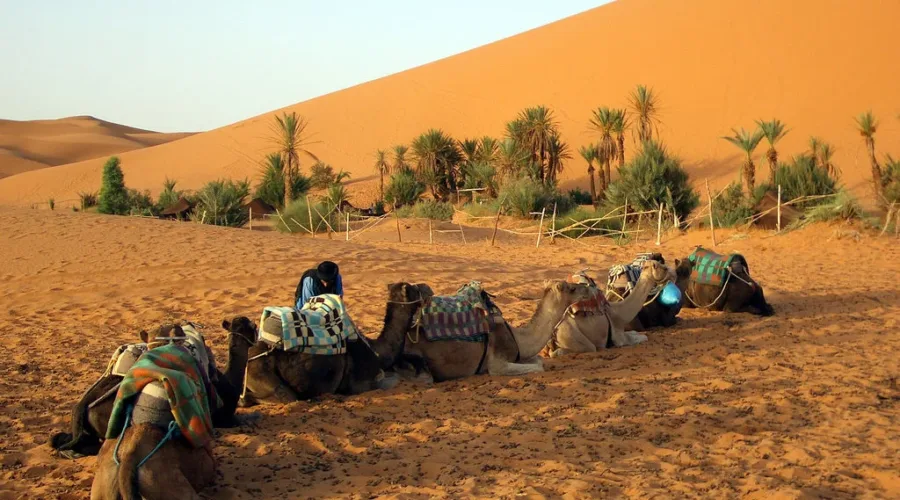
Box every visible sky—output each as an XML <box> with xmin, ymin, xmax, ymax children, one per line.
<box><xmin>1</xmin><ymin>1</ymin><xmax>609</xmax><ymax>133</ymax></box>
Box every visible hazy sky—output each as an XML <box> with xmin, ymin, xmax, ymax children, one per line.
<box><xmin>1</xmin><ymin>1</ymin><xmax>608</xmax><ymax>132</ymax></box>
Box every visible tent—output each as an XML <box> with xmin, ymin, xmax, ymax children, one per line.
<box><xmin>159</xmin><ymin>197</ymin><xmax>193</xmax><ymax>220</ymax></box>
<box><xmin>752</xmin><ymin>191</ymin><xmax>802</xmax><ymax>229</ymax></box>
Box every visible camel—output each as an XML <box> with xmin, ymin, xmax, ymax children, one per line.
<box><xmin>368</xmin><ymin>280</ymin><xmax>594</xmax><ymax>382</ymax></box>
<box><xmin>222</xmin><ymin>286</ymin><xmax>424</xmax><ymax>405</ymax></box>
<box><xmin>677</xmin><ymin>247</ymin><xmax>774</xmax><ymax>316</ymax></box>
<box><xmin>90</xmin><ymin>326</ymin><xmax>220</xmax><ymax>499</ymax></box>
<box><xmin>607</xmin><ymin>253</ymin><xmax>692</xmax><ymax>331</ymax></box>
<box><xmin>51</xmin><ymin>323</ymin><xmax>242</xmax><ymax>459</ymax></box>
<box><xmin>546</xmin><ymin>259</ymin><xmax>675</xmax><ymax>358</ymax></box>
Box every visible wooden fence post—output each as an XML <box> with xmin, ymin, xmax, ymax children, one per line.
<box><xmin>345</xmin><ymin>212</ymin><xmax>350</xmax><ymax>241</ymax></box>
<box><xmin>394</xmin><ymin>206</ymin><xmax>402</xmax><ymax>243</ymax></box>
<box><xmin>895</xmin><ymin>210</ymin><xmax>900</xmax><ymax>239</ymax></box>
<box><xmin>549</xmin><ymin>202</ymin><xmax>558</xmax><ymax>244</ymax></box>
<box><xmin>491</xmin><ymin>205</ymin><xmax>503</xmax><ymax>247</ymax></box>
<box><xmin>777</xmin><ymin>184</ymin><xmax>782</xmax><ymax>232</ymax></box>
<box><xmin>621</xmin><ymin>199</ymin><xmax>628</xmax><ymax>242</ymax></box>
<box><xmin>249</xmin><ymin>208</ymin><xmax>253</xmax><ymax>231</ymax></box>
<box><xmin>307</xmin><ymin>196</ymin><xmax>315</xmax><ymax>238</ymax></box>
<box><xmin>535</xmin><ymin>208</ymin><xmax>546</xmax><ymax>248</ymax></box>
<box><xmin>656</xmin><ymin>203</ymin><xmax>664</xmax><ymax>246</ymax></box>
<box><xmin>429</xmin><ymin>219</ymin><xmax>433</xmax><ymax>244</ymax></box>
<box><xmin>458</xmin><ymin>221</ymin><xmax>467</xmax><ymax>245</ymax></box>
<box><xmin>881</xmin><ymin>202</ymin><xmax>896</xmax><ymax>236</ymax></box>
<box><xmin>705</xmin><ymin>179</ymin><xmax>717</xmax><ymax>246</ymax></box>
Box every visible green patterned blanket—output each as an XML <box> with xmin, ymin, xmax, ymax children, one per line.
<box><xmin>687</xmin><ymin>247</ymin><xmax>743</xmax><ymax>287</ymax></box>
<box><xmin>106</xmin><ymin>344</ymin><xmax>216</xmax><ymax>449</ymax></box>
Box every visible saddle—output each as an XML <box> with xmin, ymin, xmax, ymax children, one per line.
<box><xmin>565</xmin><ymin>273</ymin><xmax>610</xmax><ymax>316</ymax></box>
<box><xmin>415</xmin><ymin>281</ymin><xmax>496</xmax><ymax>343</ymax></box>
<box><xmin>606</xmin><ymin>253</ymin><xmax>665</xmax><ymax>300</ymax></box>
<box><xmin>687</xmin><ymin>246</ymin><xmax>749</xmax><ymax>287</ymax></box>
<box><xmin>259</xmin><ymin>294</ymin><xmax>359</xmax><ymax>355</ymax></box>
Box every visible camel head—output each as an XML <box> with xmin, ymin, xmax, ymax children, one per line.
<box><xmin>141</xmin><ymin>322</ymin><xmax>217</xmax><ymax>380</ymax></box>
<box><xmin>541</xmin><ymin>279</ymin><xmax>595</xmax><ymax>308</ymax></box>
<box><xmin>221</xmin><ymin>316</ymin><xmax>258</xmax><ymax>351</ymax></box>
<box><xmin>386</xmin><ymin>282</ymin><xmax>432</xmax><ymax>306</ymax></box>
<box><xmin>638</xmin><ymin>259</ymin><xmax>675</xmax><ymax>285</ymax></box>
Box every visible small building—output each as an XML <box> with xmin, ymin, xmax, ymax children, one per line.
<box><xmin>753</xmin><ymin>191</ymin><xmax>801</xmax><ymax>229</ymax></box>
<box><xmin>244</xmin><ymin>198</ymin><xmax>275</xmax><ymax>219</ymax></box>
<box><xmin>159</xmin><ymin>197</ymin><xmax>193</xmax><ymax>220</ymax></box>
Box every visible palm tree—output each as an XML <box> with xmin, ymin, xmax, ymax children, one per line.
<box><xmin>756</xmin><ymin>119</ymin><xmax>789</xmax><ymax>181</ymax></box>
<box><xmin>854</xmin><ymin>111</ymin><xmax>882</xmax><ymax>201</ymax></box>
<box><xmin>817</xmin><ymin>142</ymin><xmax>839</xmax><ymax>179</ymax></box>
<box><xmin>373</xmin><ymin>150</ymin><xmax>389</xmax><ymax>201</ymax></box>
<box><xmin>589</xmin><ymin>107</ymin><xmax>617</xmax><ymax>192</ymax></box>
<box><xmin>476</xmin><ymin>136</ymin><xmax>500</xmax><ymax>165</ymax></box>
<box><xmin>411</xmin><ymin>129</ymin><xmax>462</xmax><ymax>201</ymax></box>
<box><xmin>497</xmin><ymin>138</ymin><xmax>529</xmax><ymax>179</ymax></box>
<box><xmin>579</xmin><ymin>144</ymin><xmax>598</xmax><ymax>202</ymax></box>
<box><xmin>546</xmin><ymin>133</ymin><xmax>571</xmax><ymax>185</ymax></box>
<box><xmin>518</xmin><ymin>106</ymin><xmax>558</xmax><ymax>185</ymax></box>
<box><xmin>628</xmin><ymin>85</ymin><xmax>661</xmax><ymax>142</ymax></box>
<box><xmin>611</xmin><ymin>109</ymin><xmax>629</xmax><ymax>168</ymax></box>
<box><xmin>722</xmin><ymin>127</ymin><xmax>765</xmax><ymax>195</ymax></box>
<box><xmin>271</xmin><ymin>112</ymin><xmax>318</xmax><ymax>206</ymax></box>
<box><xmin>392</xmin><ymin>144</ymin><xmax>410</xmax><ymax>174</ymax></box>
<box><xmin>458</xmin><ymin>138</ymin><xmax>479</xmax><ymax>188</ymax></box>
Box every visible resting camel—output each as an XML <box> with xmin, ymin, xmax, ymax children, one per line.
<box><xmin>222</xmin><ymin>285</ymin><xmax>425</xmax><ymax>405</ymax></box>
<box><xmin>51</xmin><ymin>324</ymin><xmax>242</xmax><ymax>459</ymax></box>
<box><xmin>677</xmin><ymin>247</ymin><xmax>774</xmax><ymax>316</ymax></box>
<box><xmin>546</xmin><ymin>259</ymin><xmax>675</xmax><ymax>358</ymax></box>
<box><xmin>607</xmin><ymin>253</ymin><xmax>692</xmax><ymax>331</ymax></box>
<box><xmin>91</xmin><ymin>325</ymin><xmax>219</xmax><ymax>500</ymax></box>
<box><xmin>368</xmin><ymin>280</ymin><xmax>594</xmax><ymax>382</ymax></box>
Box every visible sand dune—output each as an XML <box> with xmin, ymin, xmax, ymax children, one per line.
<box><xmin>0</xmin><ymin>116</ymin><xmax>193</xmax><ymax>180</ymax></box>
<box><xmin>0</xmin><ymin>207</ymin><xmax>898</xmax><ymax>498</ymax></box>
<box><xmin>0</xmin><ymin>0</ymin><xmax>898</xmax><ymax>208</ymax></box>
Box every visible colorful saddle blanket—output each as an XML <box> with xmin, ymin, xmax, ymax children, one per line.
<box><xmin>106</xmin><ymin>344</ymin><xmax>216</xmax><ymax>449</ymax></box>
<box><xmin>259</xmin><ymin>294</ymin><xmax>359</xmax><ymax>355</ymax></box>
<box><xmin>566</xmin><ymin>273</ymin><xmax>610</xmax><ymax>316</ymax></box>
<box><xmin>417</xmin><ymin>281</ymin><xmax>494</xmax><ymax>342</ymax></box>
<box><xmin>687</xmin><ymin>247</ymin><xmax>744</xmax><ymax>287</ymax></box>
<box><xmin>606</xmin><ymin>253</ymin><xmax>664</xmax><ymax>298</ymax></box>
<box><xmin>103</xmin><ymin>323</ymin><xmax>215</xmax><ymax>380</ymax></box>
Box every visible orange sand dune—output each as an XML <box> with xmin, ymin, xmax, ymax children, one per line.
<box><xmin>1</xmin><ymin>207</ymin><xmax>899</xmax><ymax>498</ymax></box>
<box><xmin>1</xmin><ymin>0</ymin><xmax>899</xmax><ymax>207</ymax></box>
<box><xmin>0</xmin><ymin>116</ymin><xmax>193</xmax><ymax>180</ymax></box>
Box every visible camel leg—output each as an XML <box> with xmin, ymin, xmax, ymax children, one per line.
<box><xmin>137</xmin><ymin>463</ymin><xmax>202</xmax><ymax>500</ymax></box>
<box><xmin>90</xmin><ymin>446</ymin><xmax>119</xmax><ymax>500</ymax></box>
<box><xmin>519</xmin><ymin>355</ymin><xmax>544</xmax><ymax>368</ymax></box>
<box><xmin>551</xmin><ymin>321</ymin><xmax>597</xmax><ymax>357</ymax></box>
<box><xmin>487</xmin><ymin>359</ymin><xmax>544</xmax><ymax>376</ymax></box>
<box><xmin>622</xmin><ymin>330</ymin><xmax>649</xmax><ymax>346</ymax></box>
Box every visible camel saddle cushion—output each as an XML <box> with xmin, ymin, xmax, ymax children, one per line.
<box><xmin>260</xmin><ymin>294</ymin><xmax>359</xmax><ymax>355</ymax></box>
<box><xmin>566</xmin><ymin>273</ymin><xmax>610</xmax><ymax>316</ymax></box>
<box><xmin>107</xmin><ymin>344</ymin><xmax>216</xmax><ymax>449</ymax></box>
<box><xmin>606</xmin><ymin>253</ymin><xmax>664</xmax><ymax>299</ymax></box>
<box><xmin>417</xmin><ymin>282</ymin><xmax>494</xmax><ymax>342</ymax></box>
<box><xmin>687</xmin><ymin>247</ymin><xmax>745</xmax><ymax>287</ymax></box>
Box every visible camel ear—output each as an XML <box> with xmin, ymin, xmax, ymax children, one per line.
<box><xmin>222</xmin><ymin>319</ymin><xmax>231</xmax><ymax>331</ymax></box>
<box><xmin>675</xmin><ymin>258</ymin><xmax>681</xmax><ymax>266</ymax></box>
<box><xmin>543</xmin><ymin>279</ymin><xmax>553</xmax><ymax>291</ymax></box>
<box><xmin>139</xmin><ymin>329</ymin><xmax>150</xmax><ymax>343</ymax></box>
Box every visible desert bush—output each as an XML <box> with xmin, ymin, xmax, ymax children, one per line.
<box><xmin>463</xmin><ymin>161</ymin><xmax>498</xmax><ymax>198</ymax></box>
<box><xmin>276</xmin><ymin>197</ymin><xmax>337</xmax><ymax>234</ymax></box>
<box><xmin>255</xmin><ymin>153</ymin><xmax>310</xmax><ymax>209</ymax></box>
<box><xmin>602</xmin><ymin>140</ymin><xmax>700</xmax><ymax>219</ymax></box>
<box><xmin>499</xmin><ymin>176</ymin><xmax>573</xmax><ymax>218</ymax></box>
<box><xmin>127</xmin><ymin>189</ymin><xmax>156</xmax><ymax>215</ymax></box>
<box><xmin>78</xmin><ymin>191</ymin><xmax>98</xmax><ymax>210</ymax></box>
<box><xmin>791</xmin><ymin>190</ymin><xmax>863</xmax><ymax>228</ymax></box>
<box><xmin>460</xmin><ymin>200</ymin><xmax>501</xmax><ymax>218</ymax></box>
<box><xmin>555</xmin><ymin>206</ymin><xmax>622</xmax><ymax>238</ymax></box>
<box><xmin>98</xmin><ymin>156</ymin><xmax>129</xmax><ymax>215</ymax></box>
<box><xmin>568</xmin><ymin>188</ymin><xmax>593</xmax><ymax>205</ymax></box>
<box><xmin>324</xmin><ymin>183</ymin><xmax>348</xmax><ymax>212</ymax></box>
<box><xmin>710</xmin><ymin>182</ymin><xmax>753</xmax><ymax>228</ymax></box>
<box><xmin>156</xmin><ymin>177</ymin><xmax>182</xmax><ymax>211</ymax></box>
<box><xmin>309</xmin><ymin>162</ymin><xmax>349</xmax><ymax>189</ymax></box>
<box><xmin>767</xmin><ymin>154</ymin><xmax>837</xmax><ymax>206</ymax></box>
<box><xmin>385</xmin><ymin>169</ymin><xmax>425</xmax><ymax>207</ymax></box>
<box><xmin>882</xmin><ymin>155</ymin><xmax>900</xmax><ymax>204</ymax></box>
<box><xmin>413</xmin><ymin>200</ymin><xmax>454</xmax><ymax>221</ymax></box>
<box><xmin>48</xmin><ymin>198</ymin><xmax>55</xmax><ymax>211</ymax></box>
<box><xmin>191</xmin><ymin>179</ymin><xmax>250</xmax><ymax>227</ymax></box>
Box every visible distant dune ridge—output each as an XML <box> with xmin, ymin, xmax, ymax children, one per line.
<box><xmin>1</xmin><ymin>0</ymin><xmax>898</xmax><ymax>207</ymax></box>
<box><xmin>0</xmin><ymin>115</ymin><xmax>193</xmax><ymax>179</ymax></box>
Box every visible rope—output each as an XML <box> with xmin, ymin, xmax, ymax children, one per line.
<box><xmin>684</xmin><ymin>271</ymin><xmax>733</xmax><ymax>309</ymax></box>
<box><xmin>113</xmin><ymin>406</ymin><xmax>179</xmax><ymax>469</ymax></box>
<box><xmin>113</xmin><ymin>404</ymin><xmax>133</xmax><ymax>466</ymax></box>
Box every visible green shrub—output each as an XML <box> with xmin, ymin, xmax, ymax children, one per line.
<box><xmin>191</xmin><ymin>179</ymin><xmax>250</xmax><ymax>227</ymax></box>
<box><xmin>127</xmin><ymin>189</ymin><xmax>156</xmax><ymax>215</ymax></box>
<box><xmin>254</xmin><ymin>153</ymin><xmax>310</xmax><ymax>209</ymax></box>
<box><xmin>882</xmin><ymin>155</ymin><xmax>900</xmax><ymax>204</ymax></box>
<box><xmin>385</xmin><ymin>169</ymin><xmax>425</xmax><ymax>207</ymax></box>
<box><xmin>309</xmin><ymin>162</ymin><xmax>349</xmax><ymax>189</ymax></box>
<box><xmin>48</xmin><ymin>198</ymin><xmax>55</xmax><ymax>211</ymax></box>
<box><xmin>568</xmin><ymin>188</ymin><xmax>593</xmax><ymax>205</ymax></box>
<box><xmin>78</xmin><ymin>191</ymin><xmax>99</xmax><ymax>210</ymax></box>
<box><xmin>555</xmin><ymin>206</ymin><xmax>622</xmax><ymax>238</ymax></box>
<box><xmin>324</xmin><ymin>183</ymin><xmax>348</xmax><ymax>212</ymax></box>
<box><xmin>276</xmin><ymin>197</ymin><xmax>337</xmax><ymax>233</ymax></box>
<box><xmin>413</xmin><ymin>200</ymin><xmax>454</xmax><ymax>220</ymax></box>
<box><xmin>602</xmin><ymin>140</ymin><xmax>700</xmax><ymax>219</ymax></box>
<box><xmin>765</xmin><ymin>154</ymin><xmax>837</xmax><ymax>207</ymax></box>
<box><xmin>98</xmin><ymin>156</ymin><xmax>129</xmax><ymax>215</ymax></box>
<box><xmin>711</xmin><ymin>182</ymin><xmax>753</xmax><ymax>228</ymax></box>
<box><xmin>499</xmin><ymin>176</ymin><xmax>573</xmax><ymax>218</ymax></box>
<box><xmin>156</xmin><ymin>177</ymin><xmax>182</xmax><ymax>211</ymax></box>
<box><xmin>791</xmin><ymin>190</ymin><xmax>863</xmax><ymax>228</ymax></box>
<box><xmin>461</xmin><ymin>200</ymin><xmax>501</xmax><ymax>218</ymax></box>
<box><xmin>393</xmin><ymin>205</ymin><xmax>414</xmax><ymax>218</ymax></box>
<box><xmin>463</xmin><ymin>161</ymin><xmax>498</xmax><ymax>198</ymax></box>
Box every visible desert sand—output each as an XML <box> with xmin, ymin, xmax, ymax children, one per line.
<box><xmin>0</xmin><ymin>0</ymin><xmax>898</xmax><ymax>208</ymax></box>
<box><xmin>1</xmin><ymin>207</ymin><xmax>898</xmax><ymax>499</ymax></box>
<box><xmin>0</xmin><ymin>116</ymin><xmax>192</xmax><ymax>180</ymax></box>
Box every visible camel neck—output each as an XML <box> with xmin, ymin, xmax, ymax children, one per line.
<box><xmin>223</xmin><ymin>341</ymin><xmax>249</xmax><ymax>392</ymax></box>
<box><xmin>370</xmin><ymin>302</ymin><xmax>418</xmax><ymax>368</ymax></box>
<box><xmin>612</xmin><ymin>274</ymin><xmax>657</xmax><ymax>322</ymax></box>
<box><xmin>512</xmin><ymin>294</ymin><xmax>564</xmax><ymax>359</ymax></box>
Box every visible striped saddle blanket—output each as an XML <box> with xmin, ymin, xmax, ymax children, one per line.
<box><xmin>687</xmin><ymin>247</ymin><xmax>744</xmax><ymax>287</ymax></box>
<box><xmin>606</xmin><ymin>254</ymin><xmax>664</xmax><ymax>298</ymax></box>
<box><xmin>417</xmin><ymin>281</ymin><xmax>494</xmax><ymax>342</ymax></box>
<box><xmin>259</xmin><ymin>294</ymin><xmax>359</xmax><ymax>355</ymax></box>
<box><xmin>107</xmin><ymin>344</ymin><xmax>216</xmax><ymax>449</ymax></box>
<box><xmin>566</xmin><ymin>273</ymin><xmax>610</xmax><ymax>316</ymax></box>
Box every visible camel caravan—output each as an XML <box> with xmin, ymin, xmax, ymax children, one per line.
<box><xmin>53</xmin><ymin>250</ymin><xmax>773</xmax><ymax>498</ymax></box>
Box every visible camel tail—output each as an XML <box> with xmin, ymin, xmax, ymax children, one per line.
<box><xmin>116</xmin><ymin>431</ymin><xmax>142</xmax><ymax>500</ymax></box>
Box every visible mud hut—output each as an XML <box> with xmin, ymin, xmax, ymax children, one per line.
<box><xmin>159</xmin><ymin>197</ymin><xmax>193</xmax><ymax>220</ymax></box>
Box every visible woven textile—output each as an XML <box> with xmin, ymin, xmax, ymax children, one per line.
<box><xmin>106</xmin><ymin>344</ymin><xmax>215</xmax><ymax>449</ymax></box>
<box><xmin>259</xmin><ymin>294</ymin><xmax>359</xmax><ymax>355</ymax></box>
<box><xmin>687</xmin><ymin>247</ymin><xmax>740</xmax><ymax>287</ymax></box>
<box><xmin>566</xmin><ymin>273</ymin><xmax>610</xmax><ymax>316</ymax></box>
<box><xmin>418</xmin><ymin>282</ymin><xmax>492</xmax><ymax>342</ymax></box>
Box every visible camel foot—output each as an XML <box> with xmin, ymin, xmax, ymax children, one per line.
<box><xmin>489</xmin><ymin>361</ymin><xmax>544</xmax><ymax>376</ymax></box>
<box><xmin>377</xmin><ymin>372</ymin><xmax>400</xmax><ymax>391</ymax></box>
<box><xmin>520</xmin><ymin>355</ymin><xmax>544</xmax><ymax>367</ymax></box>
<box><xmin>624</xmin><ymin>331</ymin><xmax>649</xmax><ymax>345</ymax></box>
<box><xmin>234</xmin><ymin>412</ymin><xmax>263</xmax><ymax>427</ymax></box>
